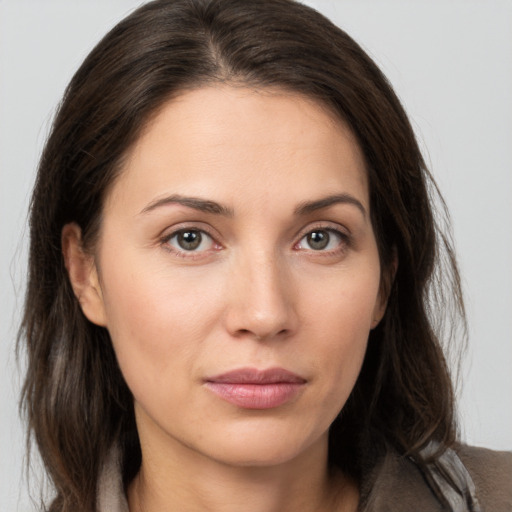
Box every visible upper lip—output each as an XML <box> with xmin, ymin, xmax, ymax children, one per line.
<box><xmin>205</xmin><ymin>367</ymin><xmax>307</xmax><ymax>384</ymax></box>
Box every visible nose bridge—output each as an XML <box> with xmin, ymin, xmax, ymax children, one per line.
<box><xmin>225</xmin><ymin>244</ymin><xmax>296</xmax><ymax>340</ymax></box>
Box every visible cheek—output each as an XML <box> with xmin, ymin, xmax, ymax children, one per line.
<box><xmin>304</xmin><ymin>262</ymin><xmax>380</xmax><ymax>341</ymax></box>
<box><xmin>301</xmin><ymin>266</ymin><xmax>380</xmax><ymax>400</ymax></box>
<box><xmin>98</xmin><ymin>253</ymin><xmax>225</xmax><ymax>395</ymax></box>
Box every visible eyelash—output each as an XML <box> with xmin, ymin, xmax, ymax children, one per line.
<box><xmin>160</xmin><ymin>224</ymin><xmax>351</xmax><ymax>259</ymax></box>
<box><xmin>294</xmin><ymin>225</ymin><xmax>351</xmax><ymax>256</ymax></box>
<box><xmin>160</xmin><ymin>226</ymin><xmax>221</xmax><ymax>260</ymax></box>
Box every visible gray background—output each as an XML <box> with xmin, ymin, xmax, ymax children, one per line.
<box><xmin>1</xmin><ymin>1</ymin><xmax>511</xmax><ymax>509</ymax></box>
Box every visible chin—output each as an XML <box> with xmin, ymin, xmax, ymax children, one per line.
<box><xmin>196</xmin><ymin>421</ymin><xmax>326</xmax><ymax>468</ymax></box>
<box><xmin>208</xmin><ymin>443</ymin><xmax>306</xmax><ymax>468</ymax></box>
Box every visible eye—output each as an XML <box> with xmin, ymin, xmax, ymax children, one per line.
<box><xmin>165</xmin><ymin>229</ymin><xmax>215</xmax><ymax>252</ymax></box>
<box><xmin>296</xmin><ymin>228</ymin><xmax>346</xmax><ymax>252</ymax></box>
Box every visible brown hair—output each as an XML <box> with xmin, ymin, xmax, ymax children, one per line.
<box><xmin>19</xmin><ymin>0</ymin><xmax>465</xmax><ymax>510</ymax></box>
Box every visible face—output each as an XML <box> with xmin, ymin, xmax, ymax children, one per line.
<box><xmin>65</xmin><ymin>86</ymin><xmax>386</xmax><ymax>469</ymax></box>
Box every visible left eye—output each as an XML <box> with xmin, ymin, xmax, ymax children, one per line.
<box><xmin>297</xmin><ymin>229</ymin><xmax>345</xmax><ymax>251</ymax></box>
<box><xmin>165</xmin><ymin>229</ymin><xmax>215</xmax><ymax>252</ymax></box>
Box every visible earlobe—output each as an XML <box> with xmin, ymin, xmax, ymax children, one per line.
<box><xmin>371</xmin><ymin>289</ymin><xmax>389</xmax><ymax>329</ymax></box>
<box><xmin>370</xmin><ymin>300</ymin><xmax>386</xmax><ymax>329</ymax></box>
<box><xmin>61</xmin><ymin>223</ymin><xmax>107</xmax><ymax>327</ymax></box>
<box><xmin>371</xmin><ymin>250</ymin><xmax>398</xmax><ymax>329</ymax></box>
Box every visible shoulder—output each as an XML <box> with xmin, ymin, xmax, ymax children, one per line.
<box><xmin>360</xmin><ymin>444</ymin><xmax>512</xmax><ymax>512</ymax></box>
<box><xmin>454</xmin><ymin>443</ymin><xmax>512</xmax><ymax>511</ymax></box>
<box><xmin>361</xmin><ymin>449</ymin><xmax>442</xmax><ymax>511</ymax></box>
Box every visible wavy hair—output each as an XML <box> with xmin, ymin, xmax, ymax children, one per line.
<box><xmin>19</xmin><ymin>1</ymin><xmax>465</xmax><ymax>510</ymax></box>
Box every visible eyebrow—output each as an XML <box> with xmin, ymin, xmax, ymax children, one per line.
<box><xmin>140</xmin><ymin>194</ymin><xmax>234</xmax><ymax>216</ymax></box>
<box><xmin>140</xmin><ymin>192</ymin><xmax>366</xmax><ymax>218</ymax></box>
<box><xmin>294</xmin><ymin>194</ymin><xmax>367</xmax><ymax>218</ymax></box>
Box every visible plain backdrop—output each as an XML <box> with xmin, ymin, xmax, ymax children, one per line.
<box><xmin>1</xmin><ymin>1</ymin><xmax>511</xmax><ymax>509</ymax></box>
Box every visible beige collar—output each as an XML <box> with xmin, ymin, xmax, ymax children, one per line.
<box><xmin>96</xmin><ymin>445</ymin><xmax>129</xmax><ymax>512</ymax></box>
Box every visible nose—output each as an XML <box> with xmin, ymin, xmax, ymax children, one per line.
<box><xmin>223</xmin><ymin>249</ymin><xmax>298</xmax><ymax>341</ymax></box>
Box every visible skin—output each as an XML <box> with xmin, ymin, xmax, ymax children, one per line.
<box><xmin>63</xmin><ymin>86</ymin><xmax>388</xmax><ymax>512</ymax></box>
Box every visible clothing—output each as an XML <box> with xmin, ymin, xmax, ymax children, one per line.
<box><xmin>361</xmin><ymin>445</ymin><xmax>512</xmax><ymax>511</ymax></box>
<box><xmin>97</xmin><ymin>444</ymin><xmax>512</xmax><ymax>511</ymax></box>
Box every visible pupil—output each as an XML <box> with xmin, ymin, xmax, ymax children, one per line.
<box><xmin>308</xmin><ymin>231</ymin><xmax>329</xmax><ymax>250</ymax></box>
<box><xmin>178</xmin><ymin>231</ymin><xmax>201</xmax><ymax>250</ymax></box>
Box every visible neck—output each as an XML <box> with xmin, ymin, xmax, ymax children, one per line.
<box><xmin>127</xmin><ymin>435</ymin><xmax>358</xmax><ymax>512</ymax></box>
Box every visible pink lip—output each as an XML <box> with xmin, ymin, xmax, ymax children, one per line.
<box><xmin>204</xmin><ymin>367</ymin><xmax>307</xmax><ymax>409</ymax></box>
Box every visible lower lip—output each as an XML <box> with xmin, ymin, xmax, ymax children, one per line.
<box><xmin>204</xmin><ymin>382</ymin><xmax>304</xmax><ymax>409</ymax></box>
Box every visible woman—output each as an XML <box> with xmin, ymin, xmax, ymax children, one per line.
<box><xmin>19</xmin><ymin>0</ymin><xmax>511</xmax><ymax>511</ymax></box>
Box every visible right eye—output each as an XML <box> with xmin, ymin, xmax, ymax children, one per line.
<box><xmin>295</xmin><ymin>228</ymin><xmax>348</xmax><ymax>253</ymax></box>
<box><xmin>164</xmin><ymin>229</ymin><xmax>216</xmax><ymax>253</ymax></box>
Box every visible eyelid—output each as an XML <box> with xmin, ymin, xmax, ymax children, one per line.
<box><xmin>157</xmin><ymin>221</ymin><xmax>352</xmax><ymax>258</ymax></box>
<box><xmin>159</xmin><ymin>221</ymin><xmax>221</xmax><ymax>242</ymax></box>
<box><xmin>293</xmin><ymin>222</ymin><xmax>352</xmax><ymax>253</ymax></box>
<box><xmin>159</xmin><ymin>223</ymin><xmax>223</xmax><ymax>258</ymax></box>
<box><xmin>294</xmin><ymin>221</ymin><xmax>351</xmax><ymax>241</ymax></box>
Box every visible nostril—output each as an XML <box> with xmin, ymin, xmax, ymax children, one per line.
<box><xmin>234</xmin><ymin>328</ymin><xmax>290</xmax><ymax>341</ymax></box>
<box><xmin>236</xmin><ymin>329</ymin><xmax>262</xmax><ymax>340</ymax></box>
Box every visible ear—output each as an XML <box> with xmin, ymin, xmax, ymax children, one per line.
<box><xmin>61</xmin><ymin>223</ymin><xmax>107</xmax><ymax>327</ymax></box>
<box><xmin>371</xmin><ymin>250</ymin><xmax>398</xmax><ymax>329</ymax></box>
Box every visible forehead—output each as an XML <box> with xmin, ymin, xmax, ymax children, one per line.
<box><xmin>105</xmin><ymin>86</ymin><xmax>369</xmax><ymax>216</ymax></box>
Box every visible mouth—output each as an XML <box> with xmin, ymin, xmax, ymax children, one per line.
<box><xmin>203</xmin><ymin>367</ymin><xmax>307</xmax><ymax>409</ymax></box>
